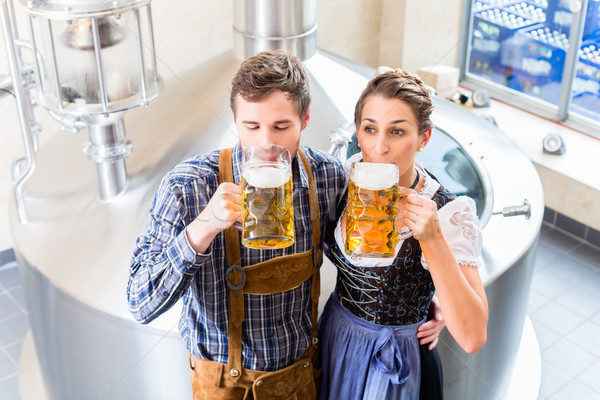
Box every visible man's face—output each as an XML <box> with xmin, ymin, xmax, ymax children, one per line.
<box><xmin>234</xmin><ymin>90</ymin><xmax>310</xmax><ymax>159</ymax></box>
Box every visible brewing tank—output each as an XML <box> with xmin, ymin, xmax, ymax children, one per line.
<box><xmin>9</xmin><ymin>1</ymin><xmax>543</xmax><ymax>399</ymax></box>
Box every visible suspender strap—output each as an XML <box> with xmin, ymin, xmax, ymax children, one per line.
<box><xmin>218</xmin><ymin>147</ymin><xmax>321</xmax><ymax>380</ymax></box>
<box><xmin>219</xmin><ymin>148</ymin><xmax>245</xmax><ymax>381</ymax></box>
<box><xmin>297</xmin><ymin>150</ymin><xmax>322</xmax><ymax>346</ymax></box>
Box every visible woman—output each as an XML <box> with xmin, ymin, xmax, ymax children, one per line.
<box><xmin>319</xmin><ymin>69</ymin><xmax>488</xmax><ymax>400</ymax></box>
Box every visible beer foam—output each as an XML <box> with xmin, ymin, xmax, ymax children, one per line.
<box><xmin>243</xmin><ymin>166</ymin><xmax>291</xmax><ymax>188</ymax></box>
<box><xmin>350</xmin><ymin>162</ymin><xmax>398</xmax><ymax>190</ymax></box>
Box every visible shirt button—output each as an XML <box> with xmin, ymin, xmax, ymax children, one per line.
<box><xmin>230</xmin><ymin>369</ymin><xmax>240</xmax><ymax>377</ymax></box>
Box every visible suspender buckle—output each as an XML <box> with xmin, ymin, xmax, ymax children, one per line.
<box><xmin>226</xmin><ymin>264</ymin><xmax>246</xmax><ymax>290</ymax></box>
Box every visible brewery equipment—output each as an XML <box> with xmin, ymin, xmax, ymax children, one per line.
<box><xmin>3</xmin><ymin>0</ymin><xmax>543</xmax><ymax>399</ymax></box>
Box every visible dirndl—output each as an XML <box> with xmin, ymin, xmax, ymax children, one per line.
<box><xmin>318</xmin><ymin>294</ymin><xmax>423</xmax><ymax>400</ymax></box>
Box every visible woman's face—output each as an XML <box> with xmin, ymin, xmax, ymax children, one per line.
<box><xmin>356</xmin><ymin>94</ymin><xmax>431</xmax><ymax>185</ymax></box>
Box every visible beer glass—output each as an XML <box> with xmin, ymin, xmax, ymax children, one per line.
<box><xmin>241</xmin><ymin>145</ymin><xmax>294</xmax><ymax>249</ymax></box>
<box><xmin>345</xmin><ymin>162</ymin><xmax>412</xmax><ymax>258</ymax></box>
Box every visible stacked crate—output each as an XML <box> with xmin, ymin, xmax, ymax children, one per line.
<box><xmin>545</xmin><ymin>0</ymin><xmax>600</xmax><ymax>40</ymax></box>
<box><xmin>470</xmin><ymin>7</ymin><xmax>538</xmax><ymax>82</ymax></box>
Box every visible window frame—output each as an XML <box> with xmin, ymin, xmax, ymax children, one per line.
<box><xmin>458</xmin><ymin>0</ymin><xmax>600</xmax><ymax>139</ymax></box>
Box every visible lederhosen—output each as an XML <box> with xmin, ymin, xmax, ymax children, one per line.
<box><xmin>190</xmin><ymin>148</ymin><xmax>322</xmax><ymax>400</ymax></box>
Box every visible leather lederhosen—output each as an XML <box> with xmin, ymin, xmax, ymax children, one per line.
<box><xmin>190</xmin><ymin>148</ymin><xmax>322</xmax><ymax>400</ymax></box>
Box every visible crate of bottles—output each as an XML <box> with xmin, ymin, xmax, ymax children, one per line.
<box><xmin>501</xmin><ymin>24</ymin><xmax>569</xmax><ymax>83</ymax></box>
<box><xmin>546</xmin><ymin>0</ymin><xmax>600</xmax><ymax>39</ymax></box>
<box><xmin>575</xmin><ymin>40</ymin><xmax>600</xmax><ymax>94</ymax></box>
<box><xmin>504</xmin><ymin>1</ymin><xmax>547</xmax><ymax>23</ymax></box>
<box><xmin>471</xmin><ymin>7</ymin><xmax>537</xmax><ymax>68</ymax></box>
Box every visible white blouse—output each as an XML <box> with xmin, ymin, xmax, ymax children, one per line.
<box><xmin>335</xmin><ymin>153</ymin><xmax>483</xmax><ymax>270</ymax></box>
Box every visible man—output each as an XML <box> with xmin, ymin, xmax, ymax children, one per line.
<box><xmin>127</xmin><ymin>50</ymin><xmax>345</xmax><ymax>399</ymax></box>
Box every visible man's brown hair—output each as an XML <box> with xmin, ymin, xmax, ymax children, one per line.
<box><xmin>230</xmin><ymin>50</ymin><xmax>311</xmax><ymax>120</ymax></box>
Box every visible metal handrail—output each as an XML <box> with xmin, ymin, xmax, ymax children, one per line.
<box><xmin>1</xmin><ymin>0</ymin><xmax>39</xmax><ymax>223</ymax></box>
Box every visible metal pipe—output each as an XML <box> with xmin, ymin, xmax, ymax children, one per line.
<box><xmin>1</xmin><ymin>0</ymin><xmax>37</xmax><ymax>223</ymax></box>
<box><xmin>43</xmin><ymin>18</ymin><xmax>64</xmax><ymax>112</ymax></box>
<box><xmin>82</xmin><ymin>113</ymin><xmax>132</xmax><ymax>200</ymax></box>
<box><xmin>146</xmin><ymin>4</ymin><xmax>158</xmax><ymax>82</ymax></box>
<box><xmin>0</xmin><ymin>74</ymin><xmax>14</xmax><ymax>99</ymax></box>
<box><xmin>26</xmin><ymin>15</ymin><xmax>45</xmax><ymax>93</ymax></box>
<box><xmin>133</xmin><ymin>8</ymin><xmax>148</xmax><ymax>102</ymax></box>
<box><xmin>233</xmin><ymin>0</ymin><xmax>317</xmax><ymax>60</ymax></box>
<box><xmin>91</xmin><ymin>18</ymin><xmax>109</xmax><ymax>111</ymax></box>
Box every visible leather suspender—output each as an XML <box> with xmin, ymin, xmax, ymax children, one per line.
<box><xmin>218</xmin><ymin>147</ymin><xmax>321</xmax><ymax>380</ymax></box>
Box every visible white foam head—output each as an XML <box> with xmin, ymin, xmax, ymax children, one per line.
<box><xmin>350</xmin><ymin>162</ymin><xmax>398</xmax><ymax>190</ymax></box>
<box><xmin>243</xmin><ymin>166</ymin><xmax>291</xmax><ymax>188</ymax></box>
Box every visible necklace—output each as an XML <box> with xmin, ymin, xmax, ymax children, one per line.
<box><xmin>409</xmin><ymin>170</ymin><xmax>420</xmax><ymax>189</ymax></box>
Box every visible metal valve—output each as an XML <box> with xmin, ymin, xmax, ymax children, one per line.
<box><xmin>493</xmin><ymin>199</ymin><xmax>531</xmax><ymax>220</ymax></box>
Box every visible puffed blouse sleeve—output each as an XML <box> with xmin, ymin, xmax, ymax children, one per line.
<box><xmin>421</xmin><ymin>196</ymin><xmax>483</xmax><ymax>270</ymax></box>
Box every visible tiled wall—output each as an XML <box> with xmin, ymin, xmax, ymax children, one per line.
<box><xmin>544</xmin><ymin>207</ymin><xmax>600</xmax><ymax>249</ymax></box>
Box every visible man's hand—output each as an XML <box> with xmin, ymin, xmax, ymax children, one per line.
<box><xmin>186</xmin><ymin>183</ymin><xmax>242</xmax><ymax>253</ymax></box>
<box><xmin>416</xmin><ymin>296</ymin><xmax>446</xmax><ymax>350</ymax></box>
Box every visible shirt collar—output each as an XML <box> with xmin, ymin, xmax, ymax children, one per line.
<box><xmin>232</xmin><ymin>143</ymin><xmax>309</xmax><ymax>189</ymax></box>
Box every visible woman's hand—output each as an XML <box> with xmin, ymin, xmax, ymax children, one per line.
<box><xmin>400</xmin><ymin>193</ymin><xmax>441</xmax><ymax>242</ymax></box>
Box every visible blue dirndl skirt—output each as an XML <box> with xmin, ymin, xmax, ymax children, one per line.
<box><xmin>318</xmin><ymin>294</ymin><xmax>423</xmax><ymax>400</ymax></box>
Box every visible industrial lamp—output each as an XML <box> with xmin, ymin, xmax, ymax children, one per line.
<box><xmin>1</xmin><ymin>0</ymin><xmax>162</xmax><ymax>222</ymax></box>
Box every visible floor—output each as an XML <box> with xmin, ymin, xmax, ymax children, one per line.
<box><xmin>0</xmin><ymin>224</ymin><xmax>599</xmax><ymax>399</ymax></box>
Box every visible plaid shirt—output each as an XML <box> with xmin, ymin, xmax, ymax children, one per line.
<box><xmin>127</xmin><ymin>144</ymin><xmax>344</xmax><ymax>371</ymax></box>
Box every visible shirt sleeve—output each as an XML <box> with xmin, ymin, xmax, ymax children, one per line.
<box><xmin>127</xmin><ymin>171</ymin><xmax>211</xmax><ymax>324</ymax></box>
<box><xmin>421</xmin><ymin>196</ymin><xmax>483</xmax><ymax>270</ymax></box>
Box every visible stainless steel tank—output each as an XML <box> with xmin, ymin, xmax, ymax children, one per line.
<box><xmin>8</xmin><ymin>1</ymin><xmax>543</xmax><ymax>399</ymax></box>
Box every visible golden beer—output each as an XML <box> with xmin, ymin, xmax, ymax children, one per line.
<box><xmin>345</xmin><ymin>162</ymin><xmax>399</xmax><ymax>258</ymax></box>
<box><xmin>241</xmin><ymin>164</ymin><xmax>294</xmax><ymax>249</ymax></box>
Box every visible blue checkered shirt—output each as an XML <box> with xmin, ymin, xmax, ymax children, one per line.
<box><xmin>127</xmin><ymin>144</ymin><xmax>345</xmax><ymax>371</ymax></box>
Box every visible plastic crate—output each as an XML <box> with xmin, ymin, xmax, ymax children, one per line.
<box><xmin>477</xmin><ymin>0</ymin><xmax>519</xmax><ymax>7</ymax></box>
<box><xmin>504</xmin><ymin>1</ymin><xmax>547</xmax><ymax>23</ymax></box>
<box><xmin>501</xmin><ymin>24</ymin><xmax>569</xmax><ymax>82</ymax></box>
<box><xmin>470</xmin><ymin>8</ymin><xmax>538</xmax><ymax>81</ymax></box>
<box><xmin>571</xmin><ymin>91</ymin><xmax>600</xmax><ymax>121</ymax></box>
<box><xmin>528</xmin><ymin>0</ymin><xmax>549</xmax><ymax>9</ymax></box>
<box><xmin>471</xmin><ymin>8</ymin><xmax>537</xmax><ymax>62</ymax></box>
<box><xmin>546</xmin><ymin>0</ymin><xmax>600</xmax><ymax>39</ymax></box>
<box><xmin>575</xmin><ymin>41</ymin><xmax>600</xmax><ymax>94</ymax></box>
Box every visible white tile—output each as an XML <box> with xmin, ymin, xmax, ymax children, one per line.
<box><xmin>0</xmin><ymin>373</ymin><xmax>19</xmax><ymax>400</ymax></box>
<box><xmin>3</xmin><ymin>341</ymin><xmax>23</xmax><ymax>367</ymax></box>
<box><xmin>577</xmin><ymin>360</ymin><xmax>600</xmax><ymax>394</ymax></box>
<box><xmin>528</xmin><ymin>289</ymin><xmax>550</xmax><ymax>314</ymax></box>
<box><xmin>0</xmin><ymin>267</ymin><xmax>21</xmax><ymax>292</ymax></box>
<box><xmin>0</xmin><ymin>313</ymin><xmax>29</xmax><ymax>347</ymax></box>
<box><xmin>531</xmin><ymin>272</ymin><xmax>573</xmax><ymax>299</ymax></box>
<box><xmin>549</xmin><ymin>379</ymin><xmax>600</xmax><ymax>400</ymax></box>
<box><xmin>542</xmin><ymin>257</ymin><xmax>597</xmax><ymax>287</ymax></box>
<box><xmin>555</xmin><ymin>286</ymin><xmax>600</xmax><ymax>319</ymax></box>
<box><xmin>0</xmin><ymin>294</ymin><xmax>21</xmax><ymax>323</ymax></box>
<box><xmin>567</xmin><ymin>321</ymin><xmax>600</xmax><ymax>358</ymax></box>
<box><xmin>538</xmin><ymin>362</ymin><xmax>571</xmax><ymax>398</ymax></box>
<box><xmin>542</xmin><ymin>337</ymin><xmax>597</xmax><ymax>376</ymax></box>
<box><xmin>578</xmin><ymin>272</ymin><xmax>600</xmax><ymax>298</ymax></box>
<box><xmin>531</xmin><ymin>320</ymin><xmax>560</xmax><ymax>351</ymax></box>
<box><xmin>0</xmin><ymin>350</ymin><xmax>17</xmax><ymax>380</ymax></box>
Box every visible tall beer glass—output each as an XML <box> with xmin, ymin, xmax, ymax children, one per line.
<box><xmin>345</xmin><ymin>162</ymin><xmax>403</xmax><ymax>258</ymax></box>
<box><xmin>241</xmin><ymin>145</ymin><xmax>294</xmax><ymax>249</ymax></box>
